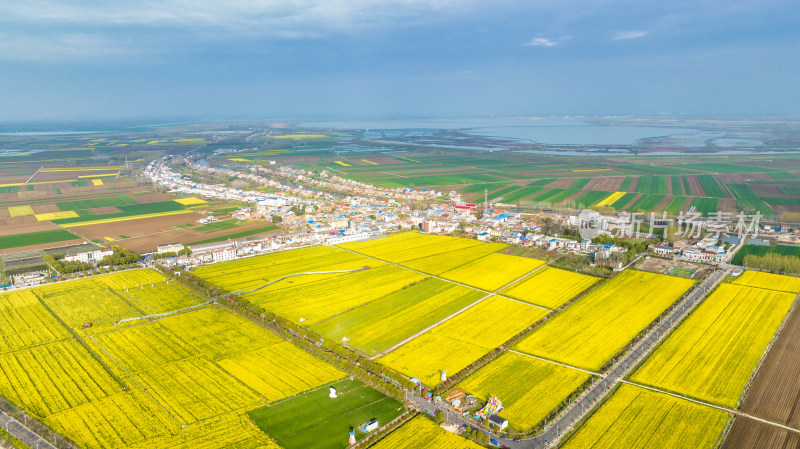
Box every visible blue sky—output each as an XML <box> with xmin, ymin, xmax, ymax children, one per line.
<box><xmin>1</xmin><ymin>0</ymin><xmax>798</xmax><ymax>121</ymax></box>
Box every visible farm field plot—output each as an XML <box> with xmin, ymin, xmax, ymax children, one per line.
<box><xmin>379</xmin><ymin>296</ymin><xmax>548</xmax><ymax>385</ymax></box>
<box><xmin>37</xmin><ymin>280</ymin><xmax>143</xmax><ymax>333</ymax></box>
<box><xmin>125</xmin><ymin>412</ymin><xmax>278</xmax><ymax>449</ymax></box>
<box><xmin>502</xmin><ymin>267</ymin><xmax>599</xmax><ymax>308</ymax></box>
<box><xmin>44</xmin><ymin>390</ymin><xmax>178</xmax><ymax>449</ymax></box>
<box><xmin>561</xmin><ymin>384</ymin><xmax>728</xmax><ymax>449</ymax></box>
<box><xmin>92</xmin><ymin>323</ymin><xmax>195</xmax><ymax>374</ymax></box>
<box><xmin>440</xmin><ymin>253</ymin><xmax>545</xmax><ymax>291</ymax></box>
<box><xmin>194</xmin><ymin>245</ymin><xmax>375</xmax><ymax>292</ymax></box>
<box><xmin>628</xmin><ymin>193</ymin><xmax>665</xmax><ymax>212</ymax></box>
<box><xmin>664</xmin><ymin>195</ymin><xmax>689</xmax><ymax>215</ymax></box>
<box><xmin>728</xmin><ymin>184</ymin><xmax>774</xmax><ymax>217</ymax></box>
<box><xmin>571</xmin><ymin>190</ymin><xmax>612</xmax><ymax>207</ymax></box>
<box><xmin>158</xmin><ymin>307</ymin><xmax>283</xmax><ymax>360</ymax></box>
<box><xmin>721</xmin><ymin>305</ymin><xmax>800</xmax><ymax>449</ymax></box>
<box><xmin>634</xmin><ymin>175</ymin><xmax>667</xmax><ymax>194</ymax></box>
<box><xmin>249</xmin><ymin>379</ymin><xmax>403</xmax><ymax>449</ymax></box>
<box><xmin>459</xmin><ymin>352</ymin><xmax>590</xmax><ymax>430</ymax></box>
<box><xmin>370</xmin><ymin>416</ymin><xmax>482</xmax><ymax>449</ymax></box>
<box><xmin>501</xmin><ymin>186</ymin><xmax>546</xmax><ymax>204</ymax></box>
<box><xmin>246</xmin><ymin>265</ymin><xmax>426</xmax><ymax>324</ymax></box>
<box><xmin>630</xmin><ymin>283</ymin><xmax>794</xmax><ymax>407</ymax></box>
<box><xmin>0</xmin><ymin>228</ymin><xmax>81</xmax><ymax>250</ymax></box>
<box><xmin>611</xmin><ymin>192</ymin><xmax>637</xmax><ymax>209</ymax></box>
<box><xmin>698</xmin><ymin>174</ymin><xmax>727</xmax><ymax>198</ymax></box>
<box><xmin>516</xmin><ymin>270</ymin><xmax>694</xmax><ymax>371</ymax></box>
<box><xmin>311</xmin><ymin>278</ymin><xmax>483</xmax><ymax>355</ymax></box>
<box><xmin>731</xmin><ymin>270</ymin><xmax>800</xmax><ymax>293</ymax></box>
<box><xmin>341</xmin><ymin>232</ymin><xmax>485</xmax><ymax>264</ymax></box>
<box><xmin>595</xmin><ymin>191</ymin><xmax>627</xmax><ymax>207</ymax></box>
<box><xmin>731</xmin><ymin>244</ymin><xmax>800</xmax><ymax>265</ymax></box>
<box><xmin>401</xmin><ymin>242</ymin><xmax>507</xmax><ymax>275</ymax></box>
<box><xmin>689</xmin><ymin>197</ymin><xmax>719</xmax><ymax>216</ymax></box>
<box><xmin>218</xmin><ymin>343</ymin><xmax>345</xmax><ymax>401</ymax></box>
<box><xmin>0</xmin><ymin>290</ymin><xmax>71</xmax><ymax>354</ymax></box>
<box><xmin>0</xmin><ymin>339</ymin><xmax>121</xmax><ymax>417</ymax></box>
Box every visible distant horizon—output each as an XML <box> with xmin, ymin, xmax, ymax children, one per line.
<box><xmin>2</xmin><ymin>1</ymin><xmax>798</xmax><ymax>121</ymax></box>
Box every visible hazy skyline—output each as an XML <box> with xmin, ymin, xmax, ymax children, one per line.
<box><xmin>1</xmin><ymin>0</ymin><xmax>799</xmax><ymax>121</ymax></box>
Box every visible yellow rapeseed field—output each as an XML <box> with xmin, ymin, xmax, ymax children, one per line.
<box><xmin>502</xmin><ymin>266</ymin><xmax>599</xmax><ymax>308</ymax></box>
<box><xmin>561</xmin><ymin>385</ymin><xmax>728</xmax><ymax>449</ymax></box>
<box><xmin>334</xmin><ymin>161</ymin><xmax>352</xmax><ymax>166</ymax></box>
<box><xmin>218</xmin><ymin>343</ymin><xmax>345</xmax><ymax>401</ymax></box>
<box><xmin>361</xmin><ymin>159</ymin><xmax>379</xmax><ymax>165</ymax></box>
<box><xmin>77</xmin><ymin>173</ymin><xmax>117</xmax><ymax>178</ymax></box>
<box><xmin>248</xmin><ymin>265</ymin><xmax>426</xmax><ymax>324</ymax></box>
<box><xmin>380</xmin><ymin>296</ymin><xmax>548</xmax><ymax>386</ymax></box>
<box><xmin>595</xmin><ymin>191</ymin><xmax>627</xmax><ymax>207</ymax></box>
<box><xmin>630</xmin><ymin>283</ymin><xmax>794</xmax><ymax>407</ymax></box>
<box><xmin>516</xmin><ymin>270</ymin><xmax>694</xmax><ymax>371</ymax></box>
<box><xmin>371</xmin><ymin>416</ymin><xmax>482</xmax><ymax>449</ymax></box>
<box><xmin>8</xmin><ymin>205</ymin><xmax>34</xmax><ymax>217</ymax></box>
<box><xmin>402</xmin><ymin>242</ymin><xmax>507</xmax><ymax>275</ymax></box>
<box><xmin>34</xmin><ymin>210</ymin><xmax>78</xmax><ymax>221</ymax></box>
<box><xmin>459</xmin><ymin>352</ymin><xmax>590</xmax><ymax>430</ymax></box>
<box><xmin>174</xmin><ymin>197</ymin><xmax>207</xmax><ymax>205</ymax></box>
<box><xmin>732</xmin><ymin>270</ymin><xmax>800</xmax><ymax>293</ymax></box>
<box><xmin>91</xmin><ymin>179</ymin><xmax>104</xmax><ymax>185</ymax></box>
<box><xmin>440</xmin><ymin>253</ymin><xmax>545</xmax><ymax>291</ymax></box>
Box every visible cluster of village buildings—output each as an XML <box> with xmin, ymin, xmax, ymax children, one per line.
<box><xmin>132</xmin><ymin>158</ymin><xmax>800</xmax><ymax>270</ymax></box>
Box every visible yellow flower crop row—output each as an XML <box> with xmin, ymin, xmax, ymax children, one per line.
<box><xmin>440</xmin><ymin>253</ymin><xmax>545</xmax><ymax>291</ymax></box>
<box><xmin>561</xmin><ymin>384</ymin><xmax>728</xmax><ymax>449</ymax></box>
<box><xmin>0</xmin><ymin>269</ymin><xmax>339</xmax><ymax>448</ymax></box>
<box><xmin>630</xmin><ymin>283</ymin><xmax>794</xmax><ymax>407</ymax></box>
<box><xmin>311</xmin><ymin>278</ymin><xmax>483</xmax><ymax>354</ymax></box>
<box><xmin>502</xmin><ymin>266</ymin><xmax>599</xmax><ymax>308</ymax></box>
<box><xmin>247</xmin><ymin>265</ymin><xmax>426</xmax><ymax>325</ymax></box>
<box><xmin>380</xmin><ymin>297</ymin><xmax>548</xmax><ymax>386</ymax></box>
<box><xmin>516</xmin><ymin>270</ymin><xmax>694</xmax><ymax>371</ymax></box>
<box><xmin>44</xmin><ymin>390</ymin><xmax>179</xmax><ymax>449</ymax></box>
<box><xmin>0</xmin><ymin>340</ymin><xmax>120</xmax><ymax>417</ymax></box>
<box><xmin>125</xmin><ymin>412</ymin><xmax>279</xmax><ymax>449</ymax></box>
<box><xmin>8</xmin><ymin>205</ymin><xmax>34</xmax><ymax>217</ymax></box>
<box><xmin>732</xmin><ymin>270</ymin><xmax>800</xmax><ymax>293</ymax></box>
<box><xmin>174</xmin><ymin>197</ymin><xmax>207</xmax><ymax>205</ymax></box>
<box><xmin>595</xmin><ymin>191</ymin><xmax>627</xmax><ymax>206</ymax></box>
<box><xmin>195</xmin><ymin>245</ymin><xmax>376</xmax><ymax>293</ymax></box>
<box><xmin>338</xmin><ymin>231</ymin><xmax>485</xmax><ymax>263</ymax></box>
<box><xmin>371</xmin><ymin>416</ymin><xmax>482</xmax><ymax>449</ymax></box>
<box><xmin>402</xmin><ymin>242</ymin><xmax>507</xmax><ymax>275</ymax></box>
<box><xmin>135</xmin><ymin>358</ymin><xmax>263</xmax><ymax>424</ymax></box>
<box><xmin>459</xmin><ymin>352</ymin><xmax>590</xmax><ymax>430</ymax></box>
<box><xmin>35</xmin><ymin>210</ymin><xmax>79</xmax><ymax>221</ymax></box>
<box><xmin>218</xmin><ymin>343</ymin><xmax>345</xmax><ymax>402</ymax></box>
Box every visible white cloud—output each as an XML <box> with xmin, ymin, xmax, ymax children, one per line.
<box><xmin>0</xmin><ymin>32</ymin><xmax>137</xmax><ymax>61</ymax></box>
<box><xmin>613</xmin><ymin>30</ymin><xmax>648</xmax><ymax>40</ymax></box>
<box><xmin>525</xmin><ymin>37</ymin><xmax>559</xmax><ymax>47</ymax></box>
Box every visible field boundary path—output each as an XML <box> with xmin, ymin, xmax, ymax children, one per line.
<box><xmin>232</xmin><ymin>267</ymin><xmax>369</xmax><ymax>295</ymax></box>
<box><xmin>0</xmin><ymin>411</ymin><xmax>57</xmax><ymax>449</ymax></box>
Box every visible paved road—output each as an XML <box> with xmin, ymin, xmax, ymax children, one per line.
<box><xmin>406</xmin><ymin>268</ymin><xmax>728</xmax><ymax>448</ymax></box>
<box><xmin>0</xmin><ymin>411</ymin><xmax>56</xmax><ymax>449</ymax></box>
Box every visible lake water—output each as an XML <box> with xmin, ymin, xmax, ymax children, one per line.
<box><xmin>298</xmin><ymin>117</ymin><xmax>699</xmax><ymax>145</ymax></box>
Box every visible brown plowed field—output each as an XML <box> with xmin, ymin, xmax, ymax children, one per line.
<box><xmin>547</xmin><ymin>178</ymin><xmax>578</xmax><ymax>188</ymax></box>
<box><xmin>69</xmin><ymin>212</ymin><xmax>204</xmax><ymax>241</ymax></box>
<box><xmin>685</xmin><ymin>175</ymin><xmax>707</xmax><ymax>197</ymax></box>
<box><xmin>618</xmin><ymin>193</ymin><xmax>643</xmax><ymax>210</ymax></box>
<box><xmin>751</xmin><ymin>183</ymin><xmax>798</xmax><ymax>198</ymax></box>
<box><xmin>719</xmin><ymin>173</ymin><xmax>773</xmax><ymax>184</ymax></box>
<box><xmin>32</xmin><ymin>204</ymin><xmax>60</xmax><ymax>213</ymax></box>
<box><xmin>585</xmin><ymin>177</ymin><xmax>622</xmax><ymax>191</ymax></box>
<box><xmin>626</xmin><ymin>176</ymin><xmax>639</xmax><ymax>192</ymax></box>
<box><xmin>718</xmin><ymin>198</ymin><xmax>738</xmax><ymax>214</ymax></box>
<box><xmin>0</xmin><ymin>221</ymin><xmax>57</xmax><ymax>237</ymax></box>
<box><xmin>654</xmin><ymin>195</ymin><xmax>673</xmax><ymax>211</ymax></box>
<box><xmin>722</xmin><ymin>306</ymin><xmax>800</xmax><ymax>449</ymax></box>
